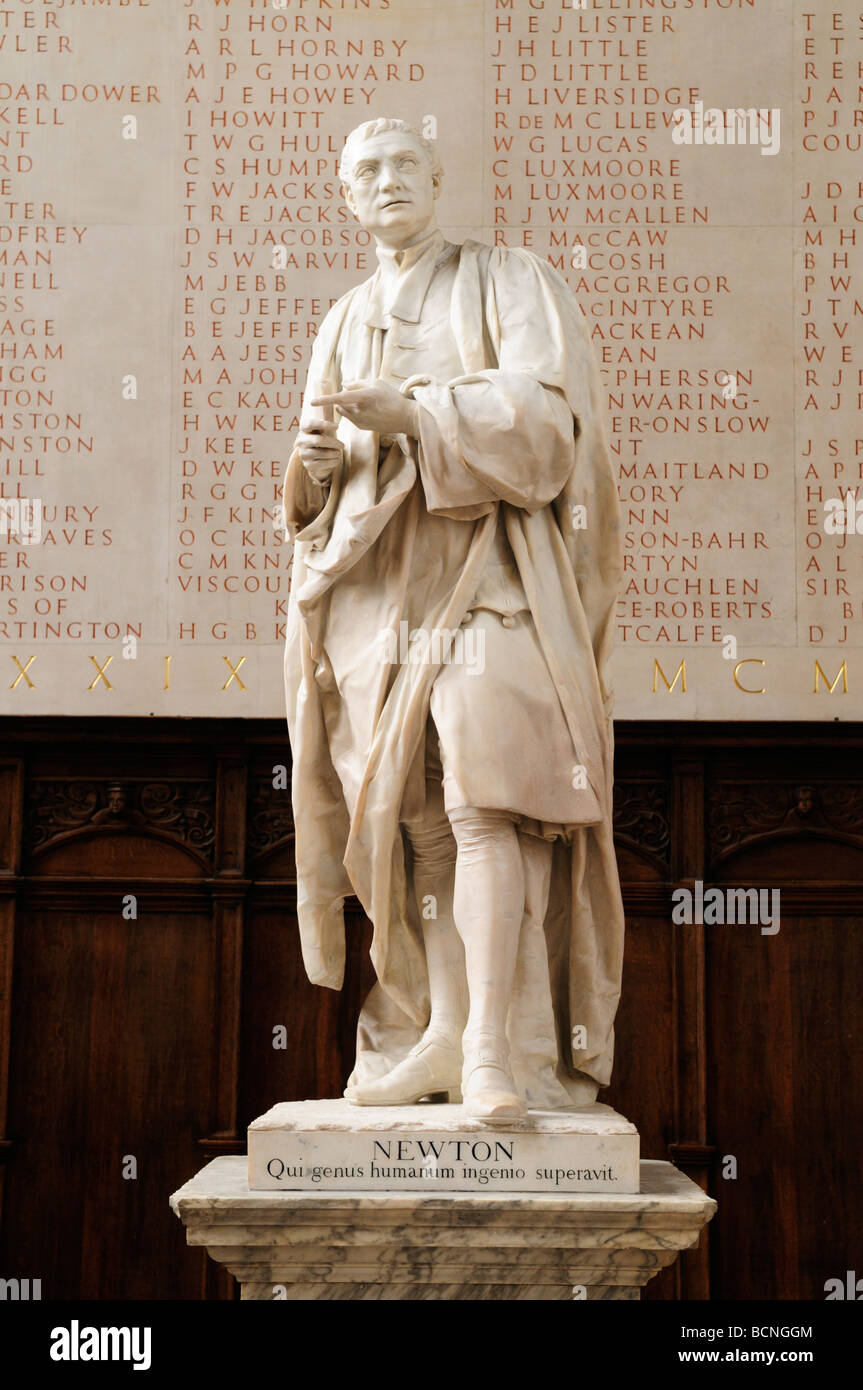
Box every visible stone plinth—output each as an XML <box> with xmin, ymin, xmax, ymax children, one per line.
<box><xmin>248</xmin><ymin>1098</ymin><xmax>640</xmax><ymax>1194</ymax></box>
<box><xmin>170</xmin><ymin>1157</ymin><xmax>716</xmax><ymax>1301</ymax></box>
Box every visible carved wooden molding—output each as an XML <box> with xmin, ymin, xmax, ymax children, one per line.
<box><xmin>707</xmin><ymin>781</ymin><xmax>863</xmax><ymax>860</ymax></box>
<box><xmin>247</xmin><ymin>774</ymin><xmax>295</xmax><ymax>860</ymax></box>
<box><xmin>24</xmin><ymin>779</ymin><xmax>217</xmax><ymax>862</ymax></box>
<box><xmin>612</xmin><ymin>779</ymin><xmax>671</xmax><ymax>867</ymax></box>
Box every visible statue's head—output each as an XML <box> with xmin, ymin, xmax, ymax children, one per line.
<box><xmin>339</xmin><ymin>117</ymin><xmax>443</xmax><ymax>249</ymax></box>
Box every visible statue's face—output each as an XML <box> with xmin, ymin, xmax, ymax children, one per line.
<box><xmin>343</xmin><ymin>130</ymin><xmax>439</xmax><ymax>248</ymax></box>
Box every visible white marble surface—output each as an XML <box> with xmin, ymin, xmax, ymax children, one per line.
<box><xmin>247</xmin><ymin>1099</ymin><xmax>640</xmax><ymax>1194</ymax></box>
<box><xmin>170</xmin><ymin>1156</ymin><xmax>717</xmax><ymax>1301</ymax></box>
<box><xmin>250</xmin><ymin>1098</ymin><xmax>635</xmax><ymax>1134</ymax></box>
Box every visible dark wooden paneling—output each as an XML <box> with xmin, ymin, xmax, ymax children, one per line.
<box><xmin>0</xmin><ymin>717</ymin><xmax>860</xmax><ymax>1302</ymax></box>
<box><xmin>3</xmin><ymin>908</ymin><xmax>217</xmax><ymax>1299</ymax></box>
<box><xmin>604</xmin><ymin>913</ymin><xmax>678</xmax><ymax>1303</ymax></box>
<box><xmin>0</xmin><ymin>758</ymin><xmax>22</xmax><ymax>1233</ymax></box>
<box><xmin>240</xmin><ymin>902</ymin><xmax>375</xmax><ymax>1123</ymax></box>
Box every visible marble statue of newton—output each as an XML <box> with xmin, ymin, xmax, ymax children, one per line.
<box><xmin>282</xmin><ymin>118</ymin><xmax>625</xmax><ymax>1127</ymax></box>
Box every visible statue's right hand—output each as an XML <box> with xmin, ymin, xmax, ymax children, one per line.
<box><xmin>296</xmin><ymin>417</ymin><xmax>343</xmax><ymax>485</ymax></box>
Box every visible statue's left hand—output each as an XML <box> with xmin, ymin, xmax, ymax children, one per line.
<box><xmin>311</xmin><ymin>380</ymin><xmax>420</xmax><ymax>437</ymax></box>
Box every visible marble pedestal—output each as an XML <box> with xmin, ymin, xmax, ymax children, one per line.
<box><xmin>248</xmin><ymin>1098</ymin><xmax>641</xmax><ymax>1194</ymax></box>
<box><xmin>170</xmin><ymin>1156</ymin><xmax>716</xmax><ymax>1300</ymax></box>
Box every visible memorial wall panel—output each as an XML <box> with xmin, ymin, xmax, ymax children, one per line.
<box><xmin>0</xmin><ymin>0</ymin><xmax>860</xmax><ymax>719</ymax></box>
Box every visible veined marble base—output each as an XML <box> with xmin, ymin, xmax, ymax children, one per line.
<box><xmin>170</xmin><ymin>1157</ymin><xmax>716</xmax><ymax>1301</ymax></box>
<box><xmin>248</xmin><ymin>1098</ymin><xmax>640</xmax><ymax>1194</ymax></box>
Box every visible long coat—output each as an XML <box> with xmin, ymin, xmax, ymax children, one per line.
<box><xmin>282</xmin><ymin>240</ymin><xmax>625</xmax><ymax>1102</ymax></box>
